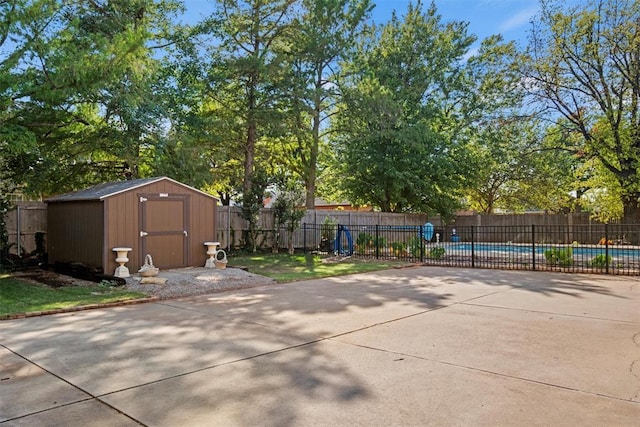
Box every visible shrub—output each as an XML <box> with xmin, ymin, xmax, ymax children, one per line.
<box><xmin>355</xmin><ymin>232</ymin><xmax>387</xmax><ymax>254</ymax></box>
<box><xmin>429</xmin><ymin>246</ymin><xmax>446</xmax><ymax>259</ymax></box>
<box><xmin>356</xmin><ymin>233</ymin><xmax>374</xmax><ymax>248</ymax></box>
<box><xmin>390</xmin><ymin>241</ymin><xmax>407</xmax><ymax>257</ymax></box>
<box><xmin>408</xmin><ymin>236</ymin><xmax>424</xmax><ymax>256</ymax></box>
<box><xmin>590</xmin><ymin>254</ymin><xmax>612</xmax><ymax>268</ymax></box>
<box><xmin>320</xmin><ymin>216</ymin><xmax>337</xmax><ymax>241</ymax></box>
<box><xmin>544</xmin><ymin>247</ymin><xmax>573</xmax><ymax>267</ymax></box>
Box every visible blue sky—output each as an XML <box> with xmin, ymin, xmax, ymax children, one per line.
<box><xmin>373</xmin><ymin>0</ymin><xmax>540</xmax><ymax>44</ymax></box>
<box><xmin>180</xmin><ymin>0</ymin><xmax>557</xmax><ymax>48</ymax></box>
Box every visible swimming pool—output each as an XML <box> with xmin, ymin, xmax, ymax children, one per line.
<box><xmin>448</xmin><ymin>243</ymin><xmax>640</xmax><ymax>259</ymax></box>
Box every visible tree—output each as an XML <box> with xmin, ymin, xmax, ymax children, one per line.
<box><xmin>330</xmin><ymin>1</ymin><xmax>476</xmax><ymax>217</ymax></box>
<box><xmin>239</xmin><ymin>168</ymin><xmax>270</xmax><ymax>253</ymax></box>
<box><xmin>0</xmin><ymin>0</ymin><xmax>181</xmax><ymax>196</ymax></box>
<box><xmin>194</xmin><ymin>0</ymin><xmax>296</xmax><ymax>246</ymax></box>
<box><xmin>575</xmin><ymin>157</ymin><xmax>624</xmax><ymax>222</ymax></box>
<box><xmin>466</xmin><ymin>118</ymin><xmax>577</xmax><ymax>214</ymax></box>
<box><xmin>272</xmin><ymin>183</ymin><xmax>306</xmax><ymax>254</ymax></box>
<box><xmin>285</xmin><ymin>0</ymin><xmax>372</xmax><ymax>208</ymax></box>
<box><xmin>521</xmin><ymin>0</ymin><xmax>640</xmax><ymax>222</ymax></box>
<box><xmin>198</xmin><ymin>0</ymin><xmax>295</xmax><ymax>196</ymax></box>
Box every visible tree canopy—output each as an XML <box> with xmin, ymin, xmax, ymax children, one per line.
<box><xmin>521</xmin><ymin>0</ymin><xmax>640</xmax><ymax>222</ymax></box>
<box><xmin>2</xmin><ymin>0</ymin><xmax>638</xmax><ymax>226</ymax></box>
<box><xmin>1</xmin><ymin>0</ymin><xmax>181</xmax><ymax>195</ymax></box>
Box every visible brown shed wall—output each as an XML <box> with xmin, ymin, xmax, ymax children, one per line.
<box><xmin>103</xmin><ymin>180</ymin><xmax>216</xmax><ymax>274</ymax></box>
<box><xmin>47</xmin><ymin>201</ymin><xmax>104</xmax><ymax>269</ymax></box>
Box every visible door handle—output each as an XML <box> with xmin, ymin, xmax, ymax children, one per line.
<box><xmin>183</xmin><ymin>230</ymin><xmax>188</xmax><ymax>237</ymax></box>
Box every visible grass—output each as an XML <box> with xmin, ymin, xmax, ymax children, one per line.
<box><xmin>228</xmin><ymin>252</ymin><xmax>409</xmax><ymax>282</ymax></box>
<box><xmin>0</xmin><ymin>275</ymin><xmax>147</xmax><ymax>317</ymax></box>
<box><xmin>1</xmin><ymin>253</ymin><xmax>409</xmax><ymax>317</ymax></box>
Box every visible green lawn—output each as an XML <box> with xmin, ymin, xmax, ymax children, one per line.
<box><xmin>0</xmin><ymin>275</ymin><xmax>147</xmax><ymax>317</ymax></box>
<box><xmin>1</xmin><ymin>254</ymin><xmax>409</xmax><ymax>317</ymax></box>
<box><xmin>228</xmin><ymin>253</ymin><xmax>409</xmax><ymax>282</ymax></box>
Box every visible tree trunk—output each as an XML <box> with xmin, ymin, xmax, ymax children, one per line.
<box><xmin>244</xmin><ymin>111</ymin><xmax>256</xmax><ymax>195</ymax></box>
<box><xmin>622</xmin><ymin>193</ymin><xmax>640</xmax><ymax>224</ymax></box>
<box><xmin>288</xmin><ymin>229</ymin><xmax>295</xmax><ymax>255</ymax></box>
<box><xmin>272</xmin><ymin>229</ymin><xmax>279</xmax><ymax>253</ymax></box>
<box><xmin>305</xmin><ymin>70</ymin><xmax>323</xmax><ymax>209</ymax></box>
<box><xmin>305</xmin><ymin>166</ymin><xmax>316</xmax><ymax>209</ymax></box>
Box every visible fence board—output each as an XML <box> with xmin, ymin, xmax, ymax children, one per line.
<box><xmin>0</xmin><ymin>204</ymin><xmax>614</xmax><ymax>254</ymax></box>
<box><xmin>4</xmin><ymin>204</ymin><xmax>640</xmax><ymax>275</ymax></box>
<box><xmin>5</xmin><ymin>202</ymin><xmax>47</xmax><ymax>256</ymax></box>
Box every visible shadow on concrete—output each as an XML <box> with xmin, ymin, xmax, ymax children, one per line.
<box><xmin>0</xmin><ymin>265</ymin><xmax>634</xmax><ymax>425</ymax></box>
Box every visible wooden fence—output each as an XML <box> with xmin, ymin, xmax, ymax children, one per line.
<box><xmin>3</xmin><ymin>202</ymin><xmax>613</xmax><ymax>255</ymax></box>
<box><xmin>4</xmin><ymin>202</ymin><xmax>47</xmax><ymax>257</ymax></box>
<box><xmin>215</xmin><ymin>207</ymin><xmax>429</xmax><ymax>249</ymax></box>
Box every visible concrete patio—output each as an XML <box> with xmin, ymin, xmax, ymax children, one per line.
<box><xmin>1</xmin><ymin>266</ymin><xmax>639</xmax><ymax>426</ymax></box>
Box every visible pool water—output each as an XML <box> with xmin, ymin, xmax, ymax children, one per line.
<box><xmin>449</xmin><ymin>243</ymin><xmax>640</xmax><ymax>259</ymax></box>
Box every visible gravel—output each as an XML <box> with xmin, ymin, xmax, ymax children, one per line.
<box><xmin>124</xmin><ymin>266</ymin><xmax>277</xmax><ymax>299</ymax></box>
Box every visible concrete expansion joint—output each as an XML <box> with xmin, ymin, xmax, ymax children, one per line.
<box><xmin>0</xmin><ymin>397</ymin><xmax>94</xmax><ymax>425</ymax></box>
<box><xmin>335</xmin><ymin>340</ymin><xmax>640</xmax><ymax>405</ymax></box>
<box><xmin>1</xmin><ymin>344</ymin><xmax>146</xmax><ymax>426</ymax></box>
<box><xmin>460</xmin><ymin>302</ymin><xmax>640</xmax><ymax>324</ymax></box>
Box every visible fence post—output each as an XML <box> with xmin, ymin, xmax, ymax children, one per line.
<box><xmin>227</xmin><ymin>204</ymin><xmax>231</xmax><ymax>251</ymax></box>
<box><xmin>420</xmin><ymin>225</ymin><xmax>424</xmax><ymax>262</ymax></box>
<box><xmin>303</xmin><ymin>223</ymin><xmax>307</xmax><ymax>254</ymax></box>
<box><xmin>375</xmin><ymin>224</ymin><xmax>380</xmax><ymax>259</ymax></box>
<box><xmin>471</xmin><ymin>225</ymin><xmax>475</xmax><ymax>268</ymax></box>
<box><xmin>532</xmin><ymin>224</ymin><xmax>536</xmax><ymax>271</ymax></box>
<box><xmin>605</xmin><ymin>223</ymin><xmax>609</xmax><ymax>274</ymax></box>
<box><xmin>16</xmin><ymin>204</ymin><xmax>21</xmax><ymax>257</ymax></box>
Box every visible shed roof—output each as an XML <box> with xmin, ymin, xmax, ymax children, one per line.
<box><xmin>46</xmin><ymin>177</ymin><xmax>219</xmax><ymax>202</ymax></box>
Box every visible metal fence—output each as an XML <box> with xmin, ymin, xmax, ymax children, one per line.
<box><xmin>277</xmin><ymin>223</ymin><xmax>640</xmax><ymax>276</ymax></box>
<box><xmin>4</xmin><ymin>200</ymin><xmax>640</xmax><ymax>276</ymax></box>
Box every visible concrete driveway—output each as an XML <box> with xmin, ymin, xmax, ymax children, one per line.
<box><xmin>1</xmin><ymin>266</ymin><xmax>639</xmax><ymax>426</ymax></box>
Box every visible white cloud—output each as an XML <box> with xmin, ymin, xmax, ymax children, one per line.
<box><xmin>499</xmin><ymin>7</ymin><xmax>538</xmax><ymax>33</ymax></box>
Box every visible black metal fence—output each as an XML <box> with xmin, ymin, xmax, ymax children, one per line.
<box><xmin>280</xmin><ymin>223</ymin><xmax>640</xmax><ymax>276</ymax></box>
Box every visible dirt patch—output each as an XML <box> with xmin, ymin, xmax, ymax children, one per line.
<box><xmin>11</xmin><ymin>267</ymin><xmax>276</xmax><ymax>300</ymax></box>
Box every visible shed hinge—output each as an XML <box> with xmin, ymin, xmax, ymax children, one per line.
<box><xmin>139</xmin><ymin>197</ymin><xmax>147</xmax><ymax>203</ymax></box>
<box><xmin>183</xmin><ymin>230</ymin><xmax>188</xmax><ymax>237</ymax></box>
<box><xmin>140</xmin><ymin>231</ymin><xmax>148</xmax><ymax>237</ymax></box>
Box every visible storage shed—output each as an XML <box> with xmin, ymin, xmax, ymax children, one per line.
<box><xmin>46</xmin><ymin>177</ymin><xmax>218</xmax><ymax>275</ymax></box>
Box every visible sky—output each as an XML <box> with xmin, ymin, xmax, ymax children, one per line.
<box><xmin>179</xmin><ymin>0</ymin><xmax>565</xmax><ymax>50</ymax></box>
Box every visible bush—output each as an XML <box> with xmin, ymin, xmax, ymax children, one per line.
<box><xmin>319</xmin><ymin>217</ymin><xmax>338</xmax><ymax>252</ymax></box>
<box><xmin>408</xmin><ymin>236</ymin><xmax>424</xmax><ymax>256</ymax></box>
<box><xmin>590</xmin><ymin>254</ymin><xmax>612</xmax><ymax>268</ymax></box>
<box><xmin>355</xmin><ymin>232</ymin><xmax>388</xmax><ymax>255</ymax></box>
<box><xmin>390</xmin><ymin>241</ymin><xmax>407</xmax><ymax>257</ymax></box>
<box><xmin>544</xmin><ymin>247</ymin><xmax>573</xmax><ymax>267</ymax></box>
<box><xmin>429</xmin><ymin>246</ymin><xmax>446</xmax><ymax>259</ymax></box>
<box><xmin>356</xmin><ymin>233</ymin><xmax>374</xmax><ymax>247</ymax></box>
<box><xmin>320</xmin><ymin>216</ymin><xmax>337</xmax><ymax>241</ymax></box>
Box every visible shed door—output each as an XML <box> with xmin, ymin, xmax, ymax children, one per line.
<box><xmin>139</xmin><ymin>194</ymin><xmax>190</xmax><ymax>268</ymax></box>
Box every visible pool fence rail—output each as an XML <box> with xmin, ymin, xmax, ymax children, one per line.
<box><xmin>282</xmin><ymin>222</ymin><xmax>640</xmax><ymax>276</ymax></box>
